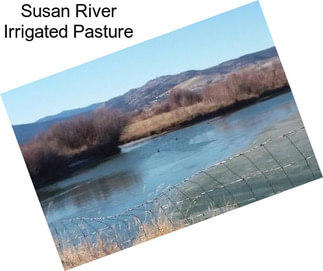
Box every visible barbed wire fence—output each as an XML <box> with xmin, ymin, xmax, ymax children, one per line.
<box><xmin>48</xmin><ymin>126</ymin><xmax>321</xmax><ymax>268</ymax></box>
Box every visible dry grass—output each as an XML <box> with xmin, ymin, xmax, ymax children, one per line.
<box><xmin>121</xmin><ymin>101</ymin><xmax>219</xmax><ymax>142</ymax></box>
<box><xmin>133</xmin><ymin>220</ymin><xmax>184</xmax><ymax>245</ymax></box>
<box><xmin>121</xmin><ymin>58</ymin><xmax>289</xmax><ymax>143</ymax></box>
<box><xmin>55</xmin><ymin>201</ymin><xmax>238</xmax><ymax>269</ymax></box>
<box><xmin>57</xmin><ymin>239</ymin><xmax>120</xmax><ymax>270</ymax></box>
<box><xmin>21</xmin><ymin>58</ymin><xmax>287</xmax><ymax>184</ymax></box>
<box><xmin>56</xmin><ymin>219</ymin><xmax>180</xmax><ymax>270</ymax></box>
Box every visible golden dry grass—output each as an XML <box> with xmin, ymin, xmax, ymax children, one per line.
<box><xmin>55</xmin><ymin>200</ymin><xmax>238</xmax><ymax>269</ymax></box>
<box><xmin>133</xmin><ymin>220</ymin><xmax>184</xmax><ymax>245</ymax></box>
<box><xmin>121</xmin><ymin>101</ymin><xmax>221</xmax><ymax>142</ymax></box>
<box><xmin>121</xmin><ymin>58</ymin><xmax>288</xmax><ymax>143</ymax></box>
<box><xmin>56</xmin><ymin>220</ymin><xmax>180</xmax><ymax>270</ymax></box>
<box><xmin>57</xmin><ymin>238</ymin><xmax>120</xmax><ymax>270</ymax></box>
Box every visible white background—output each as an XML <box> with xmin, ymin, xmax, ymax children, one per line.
<box><xmin>0</xmin><ymin>0</ymin><xmax>322</xmax><ymax>270</ymax></box>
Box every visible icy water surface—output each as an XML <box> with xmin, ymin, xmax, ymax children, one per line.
<box><xmin>39</xmin><ymin>92</ymin><xmax>298</xmax><ymax>223</ymax></box>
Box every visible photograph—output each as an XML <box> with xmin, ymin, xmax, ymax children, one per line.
<box><xmin>1</xmin><ymin>1</ymin><xmax>321</xmax><ymax>269</ymax></box>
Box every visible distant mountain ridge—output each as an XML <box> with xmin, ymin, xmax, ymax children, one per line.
<box><xmin>14</xmin><ymin>47</ymin><xmax>278</xmax><ymax>144</ymax></box>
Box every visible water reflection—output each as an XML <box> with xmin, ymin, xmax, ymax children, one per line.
<box><xmin>68</xmin><ymin>171</ymin><xmax>141</xmax><ymax>207</ymax></box>
<box><xmin>40</xmin><ymin>92</ymin><xmax>298</xmax><ymax>223</ymax></box>
<box><xmin>41</xmin><ymin>170</ymin><xmax>141</xmax><ymax>218</ymax></box>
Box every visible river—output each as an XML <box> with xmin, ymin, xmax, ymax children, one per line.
<box><xmin>39</xmin><ymin>92</ymin><xmax>298</xmax><ymax>224</ymax></box>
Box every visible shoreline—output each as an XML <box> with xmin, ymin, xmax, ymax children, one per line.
<box><xmin>120</xmin><ymin>86</ymin><xmax>291</xmax><ymax>146</ymax></box>
<box><xmin>36</xmin><ymin>87</ymin><xmax>291</xmax><ymax>190</ymax></box>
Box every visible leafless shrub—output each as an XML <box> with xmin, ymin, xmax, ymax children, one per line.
<box><xmin>151</xmin><ymin>101</ymin><xmax>170</xmax><ymax>115</ymax></box>
<box><xmin>122</xmin><ymin>58</ymin><xmax>289</xmax><ymax>142</ymax></box>
<box><xmin>21</xmin><ymin>140</ymin><xmax>67</xmax><ymax>185</ymax></box>
<box><xmin>48</xmin><ymin>116</ymin><xmax>96</xmax><ymax>150</ymax></box>
<box><xmin>21</xmin><ymin>108</ymin><xmax>127</xmax><ymax>186</ymax></box>
<box><xmin>168</xmin><ymin>88</ymin><xmax>202</xmax><ymax>109</ymax></box>
<box><xmin>203</xmin><ymin>59</ymin><xmax>288</xmax><ymax>104</ymax></box>
<box><xmin>91</xmin><ymin>109</ymin><xmax>127</xmax><ymax>152</ymax></box>
<box><xmin>135</xmin><ymin>89</ymin><xmax>202</xmax><ymax>121</ymax></box>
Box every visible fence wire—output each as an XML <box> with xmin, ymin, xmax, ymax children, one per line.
<box><xmin>49</xmin><ymin>126</ymin><xmax>321</xmax><ymax>261</ymax></box>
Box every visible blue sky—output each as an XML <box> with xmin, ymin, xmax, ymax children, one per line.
<box><xmin>1</xmin><ymin>1</ymin><xmax>274</xmax><ymax>125</ymax></box>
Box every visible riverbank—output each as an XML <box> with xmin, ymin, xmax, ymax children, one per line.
<box><xmin>121</xmin><ymin>86</ymin><xmax>291</xmax><ymax>144</ymax></box>
<box><xmin>23</xmin><ymin>109</ymin><xmax>127</xmax><ymax>189</ymax></box>
<box><xmin>24</xmin><ymin>57</ymin><xmax>289</xmax><ymax>188</ymax></box>
<box><xmin>53</xmin><ymin>109</ymin><xmax>322</xmax><ymax>270</ymax></box>
<box><xmin>35</xmin><ymin>88</ymin><xmax>291</xmax><ymax>190</ymax></box>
